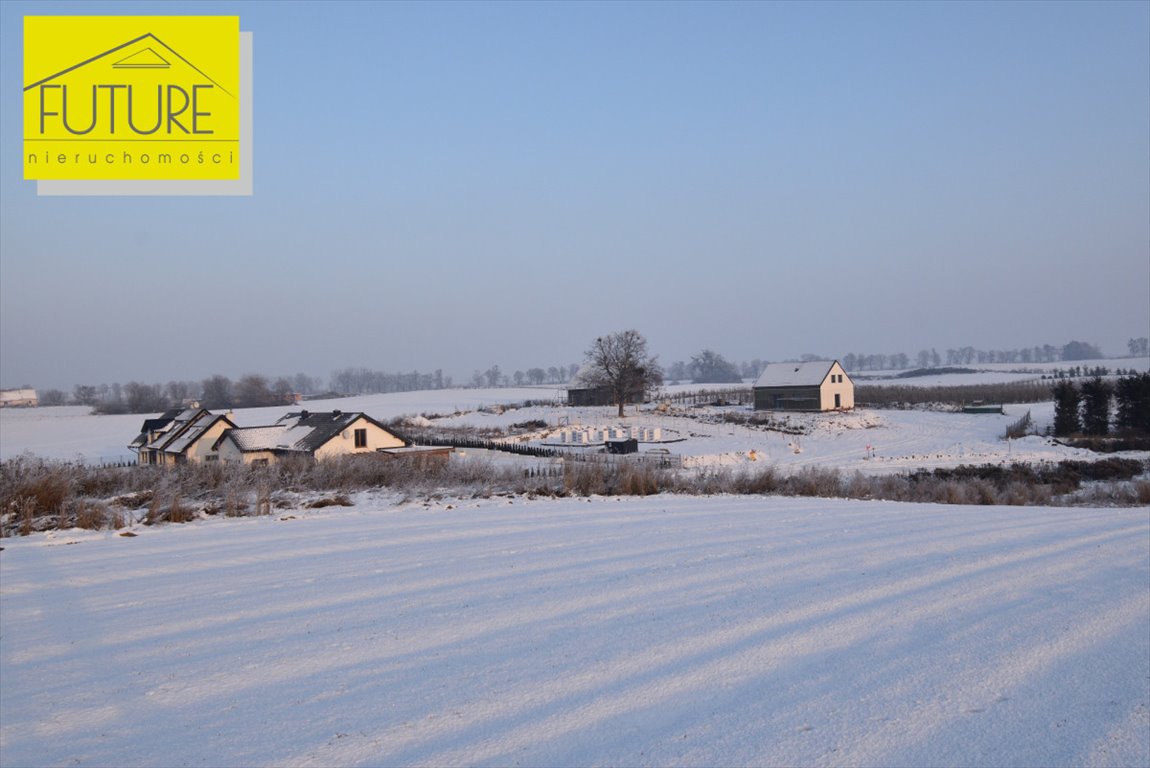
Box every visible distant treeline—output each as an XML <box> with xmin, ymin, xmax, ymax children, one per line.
<box><xmin>30</xmin><ymin>337</ymin><xmax>1149</xmax><ymax>412</ymax></box>
<box><xmin>837</xmin><ymin>338</ymin><xmax>1147</xmax><ymax>372</ymax></box>
<box><xmin>662</xmin><ymin>338</ymin><xmax>1149</xmax><ymax>383</ymax></box>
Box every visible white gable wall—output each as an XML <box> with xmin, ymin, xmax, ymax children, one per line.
<box><xmin>313</xmin><ymin>417</ymin><xmax>405</xmax><ymax>460</ymax></box>
<box><xmin>818</xmin><ymin>361</ymin><xmax>854</xmax><ymax>410</ymax></box>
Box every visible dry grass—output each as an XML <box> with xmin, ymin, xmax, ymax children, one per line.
<box><xmin>305</xmin><ymin>494</ymin><xmax>354</xmax><ymax>509</ymax></box>
<box><xmin>3</xmin><ymin>453</ymin><xmax>1147</xmax><ymax>536</ymax></box>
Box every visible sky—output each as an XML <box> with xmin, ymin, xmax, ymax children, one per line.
<box><xmin>2</xmin><ymin>0</ymin><xmax>1148</xmax><ymax>391</ymax></box>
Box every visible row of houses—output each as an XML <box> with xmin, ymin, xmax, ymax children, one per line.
<box><xmin>129</xmin><ymin>408</ymin><xmax>433</xmax><ymax>466</ymax></box>
<box><xmin>568</xmin><ymin>360</ymin><xmax>856</xmax><ymax>412</ymax></box>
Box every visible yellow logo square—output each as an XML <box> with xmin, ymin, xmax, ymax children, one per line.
<box><xmin>24</xmin><ymin>16</ymin><xmax>240</xmax><ymax>181</ymax></box>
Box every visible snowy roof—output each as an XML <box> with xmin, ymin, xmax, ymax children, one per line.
<box><xmin>161</xmin><ymin>415</ymin><xmax>233</xmax><ymax>454</ymax></box>
<box><xmin>224</xmin><ymin>426</ymin><xmax>298</xmax><ymax>452</ymax></box>
<box><xmin>753</xmin><ymin>361</ymin><xmax>843</xmax><ymax>388</ymax></box>
<box><xmin>222</xmin><ymin>411</ymin><xmax>408</xmax><ymax>453</ymax></box>
<box><xmin>139</xmin><ymin>408</ymin><xmax>217</xmax><ymax>452</ymax></box>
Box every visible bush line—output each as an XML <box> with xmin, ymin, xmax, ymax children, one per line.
<box><xmin>2</xmin><ymin>455</ymin><xmax>1146</xmax><ymax>536</ymax></box>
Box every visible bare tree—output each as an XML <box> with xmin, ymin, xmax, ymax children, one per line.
<box><xmin>272</xmin><ymin>377</ymin><xmax>295</xmax><ymax>404</ymax></box>
<box><xmin>72</xmin><ymin>385</ymin><xmax>98</xmax><ymax>406</ymax></box>
<box><xmin>688</xmin><ymin>349</ymin><xmax>741</xmax><ymax>383</ymax></box>
<box><xmin>581</xmin><ymin>329</ymin><xmax>663</xmax><ymax>417</ymax></box>
<box><xmin>235</xmin><ymin>374</ymin><xmax>274</xmax><ymax>408</ymax></box>
<box><xmin>201</xmin><ymin>374</ymin><xmax>234</xmax><ymax>409</ymax></box>
<box><xmin>484</xmin><ymin>365</ymin><xmax>503</xmax><ymax>388</ymax></box>
<box><xmin>165</xmin><ymin>380</ymin><xmax>190</xmax><ymax>407</ymax></box>
<box><xmin>124</xmin><ymin>381</ymin><xmax>167</xmax><ymax>414</ymax></box>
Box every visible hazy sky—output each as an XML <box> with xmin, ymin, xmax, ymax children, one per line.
<box><xmin>2</xmin><ymin>0</ymin><xmax>1148</xmax><ymax>391</ymax></box>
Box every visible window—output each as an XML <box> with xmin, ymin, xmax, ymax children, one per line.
<box><xmin>354</xmin><ymin>428</ymin><xmax>368</xmax><ymax>448</ymax></box>
<box><xmin>252</xmin><ymin>458</ymin><xmax>269</xmax><ymax>467</ymax></box>
<box><xmin>205</xmin><ymin>454</ymin><xmax>219</xmax><ymax>462</ymax></box>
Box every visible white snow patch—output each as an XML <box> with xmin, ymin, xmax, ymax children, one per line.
<box><xmin>1</xmin><ymin>496</ymin><xmax>1147</xmax><ymax>767</ymax></box>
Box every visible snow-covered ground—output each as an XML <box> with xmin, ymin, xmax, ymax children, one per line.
<box><xmin>0</xmin><ymin>388</ymin><xmax>1129</xmax><ymax>475</ymax></box>
<box><xmin>3</xmin><ymin>374</ymin><xmax>1148</xmax><ymax>766</ymax></box>
<box><xmin>1</xmin><ymin>495</ymin><xmax>1147</xmax><ymax>767</ymax></box>
<box><xmin>6</xmin><ymin>360</ymin><xmax>1147</xmax><ymax>470</ymax></box>
<box><xmin>424</xmin><ymin>400</ymin><xmax>1104</xmax><ymax>475</ymax></box>
<box><xmin>847</xmin><ymin>357</ymin><xmax>1149</xmax><ymax>389</ymax></box>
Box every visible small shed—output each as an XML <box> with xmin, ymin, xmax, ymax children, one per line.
<box><xmin>753</xmin><ymin>361</ymin><xmax>854</xmax><ymax>412</ymax></box>
<box><xmin>606</xmin><ymin>438</ymin><xmax>639</xmax><ymax>454</ymax></box>
<box><xmin>962</xmin><ymin>402</ymin><xmax>1004</xmax><ymax>414</ymax></box>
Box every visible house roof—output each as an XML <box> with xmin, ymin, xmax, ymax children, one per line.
<box><xmin>131</xmin><ymin>408</ymin><xmax>211</xmax><ymax>451</ymax></box>
<box><xmin>753</xmin><ymin>361</ymin><xmax>847</xmax><ymax>388</ymax></box>
<box><xmin>221</xmin><ymin>411</ymin><xmax>409</xmax><ymax>454</ymax></box>
<box><xmin>145</xmin><ymin>409</ymin><xmax>213</xmax><ymax>452</ymax></box>
<box><xmin>222</xmin><ymin>425</ymin><xmax>296</xmax><ymax>453</ymax></box>
<box><xmin>161</xmin><ymin>414</ymin><xmax>234</xmax><ymax>454</ymax></box>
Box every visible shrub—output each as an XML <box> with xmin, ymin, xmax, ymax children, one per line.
<box><xmin>0</xmin><ymin>457</ymin><xmax>72</xmax><ymax>518</ymax></box>
<box><xmin>618</xmin><ymin>462</ymin><xmax>660</xmax><ymax>496</ymax></box>
<box><xmin>782</xmin><ymin>467</ymin><xmax>841</xmax><ymax>497</ymax></box>
<box><xmin>168</xmin><ymin>495</ymin><xmax>194</xmax><ymax>524</ymax></box>
<box><xmin>73</xmin><ymin>500</ymin><xmax>109</xmax><ymax>530</ymax></box>
<box><xmin>735</xmin><ymin>465</ymin><xmax>779</xmax><ymax>495</ymax></box>
<box><xmin>564</xmin><ymin>461</ymin><xmax>608</xmax><ymax>496</ymax></box>
<box><xmin>306</xmin><ymin>494</ymin><xmax>354</xmax><ymax>509</ymax></box>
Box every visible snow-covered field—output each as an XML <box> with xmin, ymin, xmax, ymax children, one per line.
<box><xmin>3</xmin><ymin>374</ymin><xmax>1148</xmax><ymax>767</ymax></box>
<box><xmin>852</xmin><ymin>357</ymin><xmax>1149</xmax><ymax>389</ymax></box>
<box><xmin>0</xmin><ymin>388</ymin><xmax>1123</xmax><ymax>475</ymax></box>
<box><xmin>2</xmin><ymin>495</ymin><xmax>1147</xmax><ymax>767</ymax></box>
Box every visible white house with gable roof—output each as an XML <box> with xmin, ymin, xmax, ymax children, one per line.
<box><xmin>753</xmin><ymin>361</ymin><xmax>854</xmax><ymax>411</ymax></box>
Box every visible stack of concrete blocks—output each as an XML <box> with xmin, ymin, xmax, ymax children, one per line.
<box><xmin>560</xmin><ymin>430</ymin><xmax>590</xmax><ymax>444</ymax></box>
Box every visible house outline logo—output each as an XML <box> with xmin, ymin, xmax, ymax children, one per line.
<box><xmin>24</xmin><ymin>33</ymin><xmax>233</xmax><ymax>97</ymax></box>
<box><xmin>23</xmin><ymin>16</ymin><xmax>244</xmax><ymax>188</ymax></box>
<box><xmin>113</xmin><ymin>48</ymin><xmax>172</xmax><ymax>70</ymax></box>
